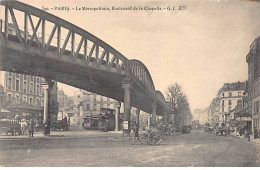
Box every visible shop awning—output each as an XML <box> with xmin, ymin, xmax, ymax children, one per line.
<box><xmin>234</xmin><ymin>107</ymin><xmax>251</xmax><ymax>118</ymax></box>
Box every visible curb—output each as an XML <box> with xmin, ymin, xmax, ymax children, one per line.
<box><xmin>229</xmin><ymin>134</ymin><xmax>260</xmax><ymax>145</ymax></box>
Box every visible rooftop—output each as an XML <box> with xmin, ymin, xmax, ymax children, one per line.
<box><xmin>218</xmin><ymin>81</ymin><xmax>246</xmax><ymax>94</ymax></box>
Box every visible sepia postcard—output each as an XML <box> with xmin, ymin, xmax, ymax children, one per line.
<box><xmin>0</xmin><ymin>0</ymin><xmax>260</xmax><ymax>167</ymax></box>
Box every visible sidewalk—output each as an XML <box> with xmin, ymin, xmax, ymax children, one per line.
<box><xmin>230</xmin><ymin>133</ymin><xmax>260</xmax><ymax>144</ymax></box>
<box><xmin>0</xmin><ymin>130</ymin><xmax>125</xmax><ymax>140</ymax></box>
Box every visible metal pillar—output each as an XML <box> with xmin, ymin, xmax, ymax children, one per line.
<box><xmin>151</xmin><ymin>102</ymin><xmax>157</xmax><ymax>126</ymax></box>
<box><xmin>164</xmin><ymin>111</ymin><xmax>167</xmax><ymax>124</ymax></box>
<box><xmin>136</xmin><ymin>109</ymin><xmax>140</xmax><ymax>129</ymax></box>
<box><xmin>147</xmin><ymin>114</ymin><xmax>151</xmax><ymax>129</ymax></box>
<box><xmin>115</xmin><ymin>101</ymin><xmax>121</xmax><ymax>131</ymax></box>
<box><xmin>122</xmin><ymin>82</ymin><xmax>132</xmax><ymax>136</ymax></box>
<box><xmin>42</xmin><ymin>79</ymin><xmax>54</xmax><ymax>135</ymax></box>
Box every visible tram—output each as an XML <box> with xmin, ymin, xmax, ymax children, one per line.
<box><xmin>82</xmin><ymin>108</ymin><xmax>116</xmax><ymax>131</ymax></box>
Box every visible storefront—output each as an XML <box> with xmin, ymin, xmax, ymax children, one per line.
<box><xmin>234</xmin><ymin>107</ymin><xmax>252</xmax><ymax>134</ymax></box>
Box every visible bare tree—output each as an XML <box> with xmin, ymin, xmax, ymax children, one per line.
<box><xmin>166</xmin><ymin>83</ymin><xmax>182</xmax><ymax>114</ymax></box>
<box><xmin>166</xmin><ymin>83</ymin><xmax>191</xmax><ymax>125</ymax></box>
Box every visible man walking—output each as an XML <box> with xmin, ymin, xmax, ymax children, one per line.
<box><xmin>131</xmin><ymin>123</ymin><xmax>143</xmax><ymax>145</ymax></box>
<box><xmin>28</xmin><ymin>120</ymin><xmax>34</xmax><ymax>137</ymax></box>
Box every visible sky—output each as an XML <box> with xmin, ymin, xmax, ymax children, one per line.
<box><xmin>3</xmin><ymin>0</ymin><xmax>260</xmax><ymax>112</ymax></box>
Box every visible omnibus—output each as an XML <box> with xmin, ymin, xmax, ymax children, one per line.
<box><xmin>82</xmin><ymin>108</ymin><xmax>116</xmax><ymax>131</ymax></box>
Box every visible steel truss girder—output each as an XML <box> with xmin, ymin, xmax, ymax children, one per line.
<box><xmin>0</xmin><ymin>1</ymin><xmax>170</xmax><ymax>114</ymax></box>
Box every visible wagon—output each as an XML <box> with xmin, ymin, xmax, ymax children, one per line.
<box><xmin>141</xmin><ymin>126</ymin><xmax>163</xmax><ymax>145</ymax></box>
<box><xmin>5</xmin><ymin>121</ymin><xmax>22</xmax><ymax>135</ymax></box>
<box><xmin>52</xmin><ymin>120</ymin><xmax>70</xmax><ymax>131</ymax></box>
<box><xmin>215</xmin><ymin>127</ymin><xmax>229</xmax><ymax>136</ymax></box>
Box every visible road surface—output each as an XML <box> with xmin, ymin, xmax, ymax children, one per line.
<box><xmin>0</xmin><ymin>129</ymin><xmax>259</xmax><ymax>166</ymax></box>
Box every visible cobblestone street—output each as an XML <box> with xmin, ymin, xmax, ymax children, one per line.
<box><xmin>0</xmin><ymin>128</ymin><xmax>260</xmax><ymax>166</ymax></box>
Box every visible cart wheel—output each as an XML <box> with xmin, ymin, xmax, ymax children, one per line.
<box><xmin>148</xmin><ymin>131</ymin><xmax>163</xmax><ymax>145</ymax></box>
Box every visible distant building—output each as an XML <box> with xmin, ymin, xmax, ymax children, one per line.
<box><xmin>193</xmin><ymin>109</ymin><xmax>208</xmax><ymax>125</ymax></box>
<box><xmin>73</xmin><ymin>90</ymin><xmax>119</xmax><ymax>124</ymax></box>
<box><xmin>57</xmin><ymin>89</ymin><xmax>74</xmax><ymax>109</ymax></box>
<box><xmin>0</xmin><ymin>71</ymin><xmax>58</xmax><ymax>123</ymax></box>
<box><xmin>246</xmin><ymin>37</ymin><xmax>260</xmax><ymax>133</ymax></box>
<box><xmin>217</xmin><ymin>82</ymin><xmax>246</xmax><ymax>127</ymax></box>
<box><xmin>207</xmin><ymin>97</ymin><xmax>220</xmax><ymax>126</ymax></box>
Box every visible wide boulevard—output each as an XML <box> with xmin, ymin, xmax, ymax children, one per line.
<box><xmin>0</xmin><ymin>127</ymin><xmax>260</xmax><ymax>167</ymax></box>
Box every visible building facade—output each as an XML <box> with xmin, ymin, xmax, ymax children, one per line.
<box><xmin>207</xmin><ymin>97</ymin><xmax>220</xmax><ymax>126</ymax></box>
<box><xmin>0</xmin><ymin>71</ymin><xmax>58</xmax><ymax>123</ymax></box>
<box><xmin>246</xmin><ymin>37</ymin><xmax>260</xmax><ymax>133</ymax></box>
<box><xmin>217</xmin><ymin>82</ymin><xmax>246</xmax><ymax>127</ymax></box>
<box><xmin>73</xmin><ymin>90</ymin><xmax>119</xmax><ymax>124</ymax></box>
<box><xmin>57</xmin><ymin>89</ymin><xmax>74</xmax><ymax>109</ymax></box>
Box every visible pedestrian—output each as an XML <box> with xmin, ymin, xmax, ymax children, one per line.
<box><xmin>28</xmin><ymin>120</ymin><xmax>34</xmax><ymax>137</ymax></box>
<box><xmin>63</xmin><ymin>116</ymin><xmax>67</xmax><ymax>122</ymax></box>
<box><xmin>244</xmin><ymin>128</ymin><xmax>250</xmax><ymax>142</ymax></box>
<box><xmin>131</xmin><ymin>123</ymin><xmax>143</xmax><ymax>145</ymax></box>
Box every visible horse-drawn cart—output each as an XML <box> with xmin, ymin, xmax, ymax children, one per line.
<box><xmin>5</xmin><ymin>120</ymin><xmax>22</xmax><ymax>135</ymax></box>
<box><xmin>141</xmin><ymin>126</ymin><xmax>163</xmax><ymax>145</ymax></box>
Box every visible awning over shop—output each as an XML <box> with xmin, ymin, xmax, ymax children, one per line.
<box><xmin>234</xmin><ymin>107</ymin><xmax>251</xmax><ymax>118</ymax></box>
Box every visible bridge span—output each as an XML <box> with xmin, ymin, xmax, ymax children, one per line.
<box><xmin>0</xmin><ymin>1</ymin><xmax>170</xmax><ymax>135</ymax></box>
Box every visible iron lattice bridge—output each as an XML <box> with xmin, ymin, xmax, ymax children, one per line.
<box><xmin>0</xmin><ymin>1</ymin><xmax>169</xmax><ymax>115</ymax></box>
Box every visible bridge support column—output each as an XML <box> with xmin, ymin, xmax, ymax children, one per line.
<box><xmin>42</xmin><ymin>79</ymin><xmax>54</xmax><ymax>135</ymax></box>
<box><xmin>147</xmin><ymin>114</ymin><xmax>151</xmax><ymax>129</ymax></box>
<box><xmin>136</xmin><ymin>109</ymin><xmax>140</xmax><ymax>129</ymax></box>
<box><xmin>115</xmin><ymin>101</ymin><xmax>121</xmax><ymax>131</ymax></box>
<box><xmin>122</xmin><ymin>82</ymin><xmax>132</xmax><ymax>137</ymax></box>
<box><xmin>151</xmin><ymin>102</ymin><xmax>157</xmax><ymax>126</ymax></box>
<box><xmin>164</xmin><ymin>111</ymin><xmax>168</xmax><ymax>124</ymax></box>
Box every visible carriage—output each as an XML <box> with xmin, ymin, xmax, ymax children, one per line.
<box><xmin>141</xmin><ymin>126</ymin><xmax>163</xmax><ymax>145</ymax></box>
<box><xmin>52</xmin><ymin>120</ymin><xmax>70</xmax><ymax>131</ymax></box>
<box><xmin>5</xmin><ymin>120</ymin><xmax>22</xmax><ymax>135</ymax></box>
<box><xmin>215</xmin><ymin>127</ymin><xmax>229</xmax><ymax>136</ymax></box>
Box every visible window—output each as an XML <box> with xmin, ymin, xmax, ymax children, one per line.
<box><xmin>87</xmin><ymin>104</ymin><xmax>90</xmax><ymax>111</ymax></box>
<box><xmin>30</xmin><ymin>82</ymin><xmax>33</xmax><ymax>94</ymax></box>
<box><xmin>16</xmin><ymin>73</ymin><xmax>19</xmax><ymax>79</ymax></box>
<box><xmin>29</xmin><ymin>98</ymin><xmax>33</xmax><ymax>106</ymax></box>
<box><xmin>36</xmin><ymin>85</ymin><xmax>40</xmax><ymax>95</ymax></box>
<box><xmin>16</xmin><ymin>95</ymin><xmax>19</xmax><ymax>103</ymax></box>
<box><xmin>30</xmin><ymin>76</ymin><xmax>33</xmax><ymax>82</ymax></box>
<box><xmin>37</xmin><ymin>99</ymin><xmax>40</xmax><ymax>106</ymax></box>
<box><xmin>15</xmin><ymin>79</ymin><xmax>19</xmax><ymax>91</ymax></box>
<box><xmin>7</xmin><ymin>94</ymin><xmax>12</xmax><ymax>101</ymax></box>
<box><xmin>24</xmin><ymin>75</ymin><xmax>27</xmax><ymax>80</ymax></box>
<box><xmin>24</xmin><ymin>81</ymin><xmax>27</xmax><ymax>93</ymax></box>
<box><xmin>8</xmin><ymin>78</ymin><xmax>12</xmax><ymax>90</ymax></box>
<box><xmin>228</xmin><ymin>92</ymin><xmax>232</xmax><ymax>97</ymax></box>
<box><xmin>222</xmin><ymin>93</ymin><xmax>224</xmax><ymax>97</ymax></box>
<box><xmin>36</xmin><ymin>77</ymin><xmax>39</xmax><ymax>83</ymax></box>
<box><xmin>222</xmin><ymin>100</ymin><xmax>224</xmax><ymax>112</ymax></box>
<box><xmin>255</xmin><ymin>101</ymin><xmax>259</xmax><ymax>113</ymax></box>
<box><xmin>228</xmin><ymin>100</ymin><xmax>232</xmax><ymax>106</ymax></box>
